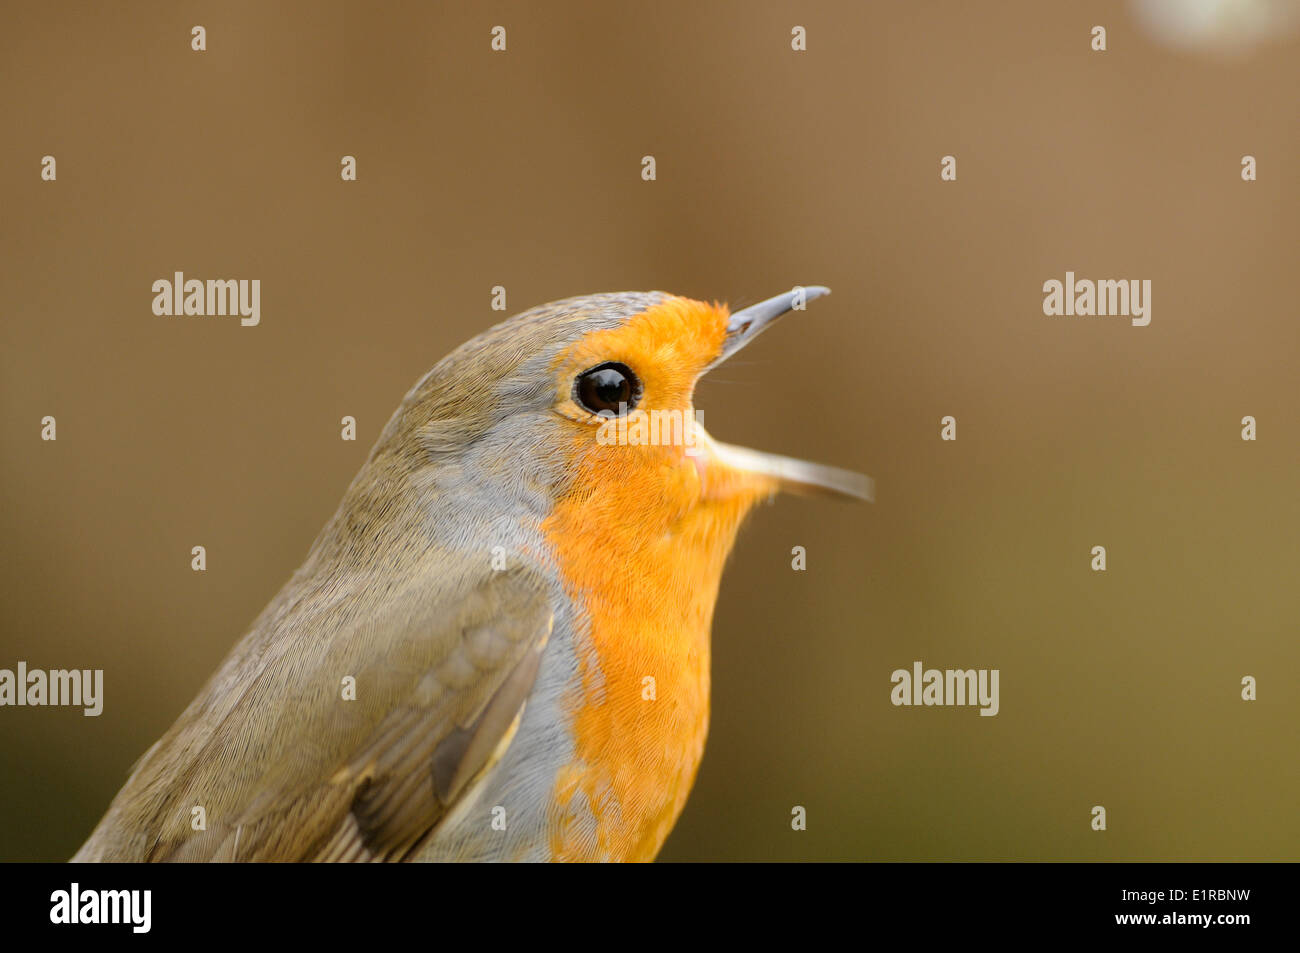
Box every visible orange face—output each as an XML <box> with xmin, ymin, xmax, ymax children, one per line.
<box><xmin>552</xmin><ymin>295</ymin><xmax>726</xmax><ymax>419</ymax></box>
<box><xmin>550</xmin><ymin>295</ymin><xmax>785</xmax><ymax>506</ymax></box>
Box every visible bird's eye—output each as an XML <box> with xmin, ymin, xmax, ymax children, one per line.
<box><xmin>574</xmin><ymin>362</ymin><xmax>641</xmax><ymax>417</ymax></box>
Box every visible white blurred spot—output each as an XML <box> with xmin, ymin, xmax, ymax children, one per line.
<box><xmin>1131</xmin><ymin>0</ymin><xmax>1300</xmax><ymax>54</ymax></box>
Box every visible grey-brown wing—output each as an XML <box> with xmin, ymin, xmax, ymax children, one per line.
<box><xmin>77</xmin><ymin>564</ymin><xmax>554</xmax><ymax>862</ymax></box>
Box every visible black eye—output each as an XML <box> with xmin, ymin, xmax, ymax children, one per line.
<box><xmin>575</xmin><ymin>362</ymin><xmax>641</xmax><ymax>416</ymax></box>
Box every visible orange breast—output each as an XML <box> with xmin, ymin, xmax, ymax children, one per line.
<box><xmin>543</xmin><ymin>441</ymin><xmax>770</xmax><ymax>861</ymax></box>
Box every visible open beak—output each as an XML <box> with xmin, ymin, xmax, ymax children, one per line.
<box><xmin>703</xmin><ymin>286</ymin><xmax>875</xmax><ymax>503</ymax></box>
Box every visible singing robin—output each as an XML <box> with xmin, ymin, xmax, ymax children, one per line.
<box><xmin>74</xmin><ymin>286</ymin><xmax>872</xmax><ymax>862</ymax></box>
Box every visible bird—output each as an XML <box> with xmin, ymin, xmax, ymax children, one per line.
<box><xmin>73</xmin><ymin>286</ymin><xmax>872</xmax><ymax>862</ymax></box>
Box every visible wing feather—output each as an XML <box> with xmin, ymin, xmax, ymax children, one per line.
<box><xmin>76</xmin><ymin>562</ymin><xmax>554</xmax><ymax>863</ymax></box>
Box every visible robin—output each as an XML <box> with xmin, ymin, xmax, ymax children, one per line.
<box><xmin>74</xmin><ymin>286</ymin><xmax>872</xmax><ymax>862</ymax></box>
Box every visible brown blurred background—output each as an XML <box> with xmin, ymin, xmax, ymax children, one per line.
<box><xmin>2</xmin><ymin>1</ymin><xmax>1297</xmax><ymax>862</ymax></box>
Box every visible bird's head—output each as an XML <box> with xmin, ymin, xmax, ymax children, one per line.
<box><xmin>378</xmin><ymin>287</ymin><xmax>872</xmax><ymax>529</ymax></box>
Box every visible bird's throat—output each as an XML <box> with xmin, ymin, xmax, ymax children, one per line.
<box><xmin>541</xmin><ymin>441</ymin><xmax>766</xmax><ymax>860</ymax></box>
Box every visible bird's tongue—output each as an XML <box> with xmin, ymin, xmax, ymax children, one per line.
<box><xmin>707</xmin><ymin>439</ymin><xmax>875</xmax><ymax>502</ymax></box>
<box><xmin>689</xmin><ymin>424</ymin><xmax>874</xmax><ymax>502</ymax></box>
